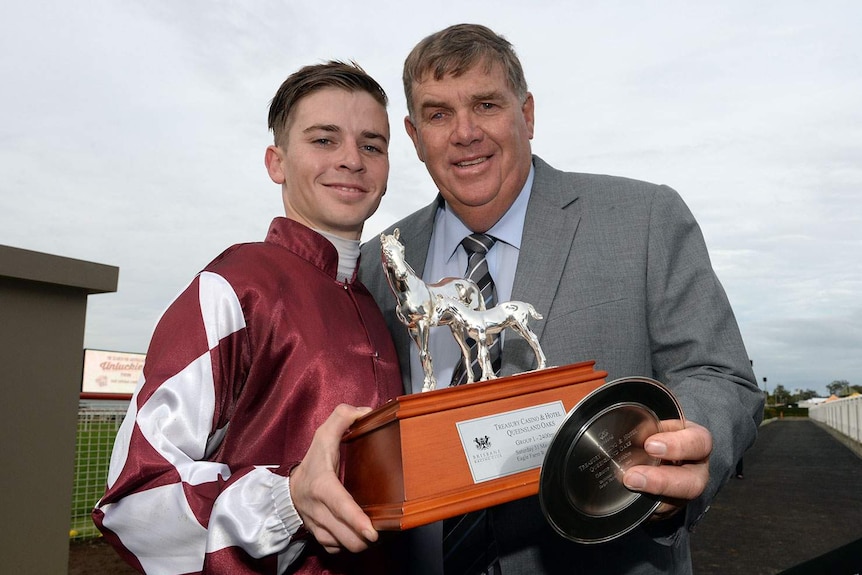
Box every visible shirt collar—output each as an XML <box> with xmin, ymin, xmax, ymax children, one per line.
<box><xmin>265</xmin><ymin>217</ymin><xmax>339</xmax><ymax>279</ymax></box>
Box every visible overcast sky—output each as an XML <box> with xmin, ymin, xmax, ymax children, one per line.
<box><xmin>1</xmin><ymin>1</ymin><xmax>859</xmax><ymax>396</ymax></box>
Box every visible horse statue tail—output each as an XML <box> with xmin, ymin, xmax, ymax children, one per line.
<box><xmin>528</xmin><ymin>304</ymin><xmax>543</xmax><ymax>320</ymax></box>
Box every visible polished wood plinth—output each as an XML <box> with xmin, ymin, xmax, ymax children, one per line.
<box><xmin>342</xmin><ymin>361</ymin><xmax>607</xmax><ymax>530</ymax></box>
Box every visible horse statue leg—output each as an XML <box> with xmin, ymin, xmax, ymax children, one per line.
<box><xmin>510</xmin><ymin>322</ymin><xmax>547</xmax><ymax>371</ymax></box>
<box><xmin>504</xmin><ymin>304</ymin><xmax>547</xmax><ymax>371</ymax></box>
<box><xmin>475</xmin><ymin>327</ymin><xmax>498</xmax><ymax>381</ymax></box>
<box><xmin>526</xmin><ymin>330</ymin><xmax>547</xmax><ymax>370</ymax></box>
<box><xmin>412</xmin><ymin>320</ymin><xmax>437</xmax><ymax>392</ymax></box>
<box><xmin>434</xmin><ymin>294</ymin><xmax>475</xmax><ymax>385</ymax></box>
<box><xmin>445</xmin><ymin>324</ymin><xmax>473</xmax><ymax>384</ymax></box>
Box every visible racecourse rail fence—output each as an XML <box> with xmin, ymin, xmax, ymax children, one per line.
<box><xmin>71</xmin><ymin>395</ymin><xmax>131</xmax><ymax>540</ymax></box>
<box><xmin>70</xmin><ymin>393</ymin><xmax>861</xmax><ymax>541</ymax></box>
<box><xmin>808</xmin><ymin>394</ymin><xmax>862</xmax><ymax>446</ymax></box>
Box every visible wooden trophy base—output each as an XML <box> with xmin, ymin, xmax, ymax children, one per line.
<box><xmin>342</xmin><ymin>361</ymin><xmax>607</xmax><ymax>530</ymax></box>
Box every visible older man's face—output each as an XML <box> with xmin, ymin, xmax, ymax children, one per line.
<box><xmin>405</xmin><ymin>62</ymin><xmax>534</xmax><ymax>232</ymax></box>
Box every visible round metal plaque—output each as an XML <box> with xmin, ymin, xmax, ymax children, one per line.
<box><xmin>539</xmin><ymin>377</ymin><xmax>684</xmax><ymax>544</ymax></box>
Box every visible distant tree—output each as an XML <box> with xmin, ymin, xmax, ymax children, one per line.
<box><xmin>851</xmin><ymin>384</ymin><xmax>862</xmax><ymax>395</ymax></box>
<box><xmin>772</xmin><ymin>384</ymin><xmax>790</xmax><ymax>405</ymax></box>
<box><xmin>827</xmin><ymin>380</ymin><xmax>851</xmax><ymax>396</ymax></box>
<box><xmin>795</xmin><ymin>389</ymin><xmax>818</xmax><ymax>401</ymax></box>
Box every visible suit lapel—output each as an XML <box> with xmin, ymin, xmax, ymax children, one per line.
<box><xmin>398</xmin><ymin>199</ymin><xmax>438</xmax><ymax>279</ymax></box>
<box><xmin>511</xmin><ymin>157</ymin><xmax>581</xmax><ymax>346</ymax></box>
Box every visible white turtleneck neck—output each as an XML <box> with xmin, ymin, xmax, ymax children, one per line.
<box><xmin>314</xmin><ymin>229</ymin><xmax>361</xmax><ymax>283</ymax></box>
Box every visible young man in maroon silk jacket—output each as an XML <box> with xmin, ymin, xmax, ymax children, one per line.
<box><xmin>94</xmin><ymin>61</ymin><xmax>404</xmax><ymax>575</ymax></box>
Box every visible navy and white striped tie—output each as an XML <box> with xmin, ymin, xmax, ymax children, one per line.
<box><xmin>450</xmin><ymin>233</ymin><xmax>501</xmax><ymax>386</ymax></box>
<box><xmin>445</xmin><ymin>233</ymin><xmax>502</xmax><ymax>575</ymax></box>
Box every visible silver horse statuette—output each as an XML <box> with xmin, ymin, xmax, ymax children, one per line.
<box><xmin>380</xmin><ymin>229</ymin><xmax>547</xmax><ymax>391</ymax></box>
<box><xmin>435</xmin><ymin>295</ymin><xmax>547</xmax><ymax>384</ymax></box>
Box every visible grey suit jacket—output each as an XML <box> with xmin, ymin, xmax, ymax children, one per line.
<box><xmin>359</xmin><ymin>156</ymin><xmax>764</xmax><ymax>575</ymax></box>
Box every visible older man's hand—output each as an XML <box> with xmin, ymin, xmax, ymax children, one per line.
<box><xmin>622</xmin><ymin>419</ymin><xmax>712</xmax><ymax>519</ymax></box>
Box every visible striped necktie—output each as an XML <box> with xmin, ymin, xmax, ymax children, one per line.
<box><xmin>444</xmin><ymin>234</ymin><xmax>502</xmax><ymax>575</ymax></box>
<box><xmin>450</xmin><ymin>233</ymin><xmax>501</xmax><ymax>386</ymax></box>
<box><xmin>443</xmin><ymin>508</ymin><xmax>500</xmax><ymax>575</ymax></box>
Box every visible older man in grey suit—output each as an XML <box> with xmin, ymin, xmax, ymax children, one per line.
<box><xmin>359</xmin><ymin>24</ymin><xmax>764</xmax><ymax>575</ymax></box>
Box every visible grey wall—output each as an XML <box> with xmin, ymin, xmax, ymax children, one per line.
<box><xmin>0</xmin><ymin>245</ymin><xmax>118</xmax><ymax>574</ymax></box>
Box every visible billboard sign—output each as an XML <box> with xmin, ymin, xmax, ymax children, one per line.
<box><xmin>82</xmin><ymin>349</ymin><xmax>145</xmax><ymax>395</ymax></box>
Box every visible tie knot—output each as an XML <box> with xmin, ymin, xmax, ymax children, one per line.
<box><xmin>462</xmin><ymin>233</ymin><xmax>496</xmax><ymax>256</ymax></box>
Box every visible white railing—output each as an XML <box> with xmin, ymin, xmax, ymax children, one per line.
<box><xmin>808</xmin><ymin>395</ymin><xmax>862</xmax><ymax>445</ymax></box>
<box><xmin>70</xmin><ymin>397</ymin><xmax>131</xmax><ymax>540</ymax></box>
